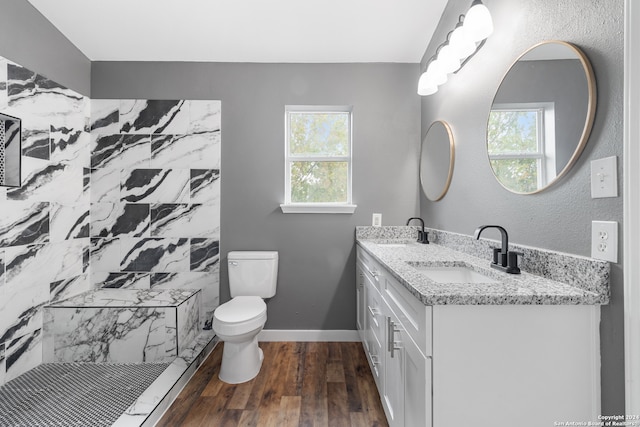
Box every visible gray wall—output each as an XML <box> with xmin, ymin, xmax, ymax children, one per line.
<box><xmin>420</xmin><ymin>0</ymin><xmax>624</xmax><ymax>414</ymax></box>
<box><xmin>0</xmin><ymin>0</ymin><xmax>91</xmax><ymax>96</ymax></box>
<box><xmin>92</xmin><ymin>62</ymin><xmax>421</xmax><ymax>329</ymax></box>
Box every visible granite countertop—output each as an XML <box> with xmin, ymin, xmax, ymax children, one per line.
<box><xmin>357</xmin><ymin>238</ymin><xmax>608</xmax><ymax>306</ymax></box>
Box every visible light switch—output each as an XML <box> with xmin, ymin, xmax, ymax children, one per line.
<box><xmin>372</xmin><ymin>213</ymin><xmax>382</xmax><ymax>227</ymax></box>
<box><xmin>591</xmin><ymin>156</ymin><xmax>618</xmax><ymax>198</ymax></box>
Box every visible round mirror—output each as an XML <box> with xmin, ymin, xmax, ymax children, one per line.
<box><xmin>420</xmin><ymin>120</ymin><xmax>455</xmax><ymax>201</ymax></box>
<box><xmin>487</xmin><ymin>40</ymin><xmax>596</xmax><ymax>194</ymax></box>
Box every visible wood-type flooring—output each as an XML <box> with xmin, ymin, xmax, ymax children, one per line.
<box><xmin>156</xmin><ymin>341</ymin><xmax>389</xmax><ymax>427</ymax></box>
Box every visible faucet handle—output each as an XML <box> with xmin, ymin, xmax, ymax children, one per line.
<box><xmin>507</xmin><ymin>251</ymin><xmax>523</xmax><ymax>274</ymax></box>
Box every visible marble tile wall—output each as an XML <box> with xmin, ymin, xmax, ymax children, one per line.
<box><xmin>89</xmin><ymin>99</ymin><xmax>221</xmax><ymax>331</ymax></box>
<box><xmin>0</xmin><ymin>55</ymin><xmax>221</xmax><ymax>385</ymax></box>
<box><xmin>0</xmin><ymin>56</ymin><xmax>91</xmax><ymax>384</ymax></box>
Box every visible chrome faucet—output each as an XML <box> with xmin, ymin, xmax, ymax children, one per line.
<box><xmin>474</xmin><ymin>225</ymin><xmax>521</xmax><ymax>274</ymax></box>
<box><xmin>406</xmin><ymin>217</ymin><xmax>429</xmax><ymax>244</ymax></box>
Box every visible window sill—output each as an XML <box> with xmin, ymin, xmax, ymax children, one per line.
<box><xmin>280</xmin><ymin>203</ymin><xmax>357</xmax><ymax>214</ymax></box>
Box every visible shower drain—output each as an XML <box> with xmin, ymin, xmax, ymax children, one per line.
<box><xmin>0</xmin><ymin>362</ymin><xmax>170</xmax><ymax>427</ymax></box>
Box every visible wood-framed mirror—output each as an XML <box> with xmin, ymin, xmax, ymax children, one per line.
<box><xmin>420</xmin><ymin>120</ymin><xmax>455</xmax><ymax>201</ymax></box>
<box><xmin>487</xmin><ymin>40</ymin><xmax>596</xmax><ymax>194</ymax></box>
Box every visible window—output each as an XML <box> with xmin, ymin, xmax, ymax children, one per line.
<box><xmin>281</xmin><ymin>105</ymin><xmax>356</xmax><ymax>214</ymax></box>
<box><xmin>488</xmin><ymin>102</ymin><xmax>556</xmax><ymax>193</ymax></box>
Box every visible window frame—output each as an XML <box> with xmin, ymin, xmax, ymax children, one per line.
<box><xmin>488</xmin><ymin>102</ymin><xmax>556</xmax><ymax>190</ymax></box>
<box><xmin>281</xmin><ymin>105</ymin><xmax>356</xmax><ymax>214</ymax></box>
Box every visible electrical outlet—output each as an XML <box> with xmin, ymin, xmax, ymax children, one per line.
<box><xmin>591</xmin><ymin>221</ymin><xmax>618</xmax><ymax>262</ymax></box>
<box><xmin>372</xmin><ymin>213</ymin><xmax>382</xmax><ymax>227</ymax></box>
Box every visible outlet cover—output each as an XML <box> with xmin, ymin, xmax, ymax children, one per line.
<box><xmin>591</xmin><ymin>220</ymin><xmax>618</xmax><ymax>262</ymax></box>
<box><xmin>372</xmin><ymin>213</ymin><xmax>382</xmax><ymax>227</ymax></box>
<box><xmin>591</xmin><ymin>156</ymin><xmax>618</xmax><ymax>198</ymax></box>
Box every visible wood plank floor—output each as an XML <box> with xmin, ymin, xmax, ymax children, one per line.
<box><xmin>156</xmin><ymin>341</ymin><xmax>389</xmax><ymax>427</ymax></box>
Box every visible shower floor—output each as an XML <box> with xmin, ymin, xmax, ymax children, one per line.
<box><xmin>0</xmin><ymin>362</ymin><xmax>170</xmax><ymax>427</ymax></box>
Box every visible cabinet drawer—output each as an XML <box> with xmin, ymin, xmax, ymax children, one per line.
<box><xmin>357</xmin><ymin>248</ymin><xmax>384</xmax><ymax>293</ymax></box>
<box><xmin>383</xmin><ymin>274</ymin><xmax>432</xmax><ymax>356</ymax></box>
<box><xmin>366</xmin><ymin>283</ymin><xmax>385</xmax><ymax>347</ymax></box>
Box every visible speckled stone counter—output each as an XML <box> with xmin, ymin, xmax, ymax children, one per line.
<box><xmin>356</xmin><ymin>226</ymin><xmax>610</xmax><ymax>306</ymax></box>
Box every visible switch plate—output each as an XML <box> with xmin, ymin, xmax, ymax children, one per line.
<box><xmin>372</xmin><ymin>213</ymin><xmax>382</xmax><ymax>227</ymax></box>
<box><xmin>591</xmin><ymin>156</ymin><xmax>618</xmax><ymax>198</ymax></box>
<box><xmin>591</xmin><ymin>221</ymin><xmax>618</xmax><ymax>262</ymax></box>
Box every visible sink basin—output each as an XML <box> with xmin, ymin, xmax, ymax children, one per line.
<box><xmin>412</xmin><ymin>265</ymin><xmax>498</xmax><ymax>284</ymax></box>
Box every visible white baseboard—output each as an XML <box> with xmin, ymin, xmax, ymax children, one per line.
<box><xmin>257</xmin><ymin>329</ymin><xmax>359</xmax><ymax>342</ymax></box>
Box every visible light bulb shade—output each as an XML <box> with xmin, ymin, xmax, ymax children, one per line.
<box><xmin>417</xmin><ymin>71</ymin><xmax>438</xmax><ymax>96</ymax></box>
<box><xmin>464</xmin><ymin>2</ymin><xmax>493</xmax><ymax>42</ymax></box>
<box><xmin>449</xmin><ymin>26</ymin><xmax>477</xmax><ymax>59</ymax></box>
<box><xmin>437</xmin><ymin>45</ymin><xmax>461</xmax><ymax>74</ymax></box>
<box><xmin>425</xmin><ymin>60</ymin><xmax>448</xmax><ymax>86</ymax></box>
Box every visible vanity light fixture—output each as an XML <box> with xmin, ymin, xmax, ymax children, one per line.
<box><xmin>417</xmin><ymin>0</ymin><xmax>493</xmax><ymax>96</ymax></box>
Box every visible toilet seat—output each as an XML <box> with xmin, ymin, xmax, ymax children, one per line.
<box><xmin>213</xmin><ymin>296</ymin><xmax>267</xmax><ymax>336</ymax></box>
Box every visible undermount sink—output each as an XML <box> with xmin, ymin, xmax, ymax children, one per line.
<box><xmin>410</xmin><ymin>264</ymin><xmax>498</xmax><ymax>284</ymax></box>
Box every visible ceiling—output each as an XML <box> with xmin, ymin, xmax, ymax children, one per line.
<box><xmin>26</xmin><ymin>0</ymin><xmax>447</xmax><ymax>63</ymax></box>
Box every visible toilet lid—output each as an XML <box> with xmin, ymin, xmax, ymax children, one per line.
<box><xmin>214</xmin><ymin>296</ymin><xmax>266</xmax><ymax>323</ymax></box>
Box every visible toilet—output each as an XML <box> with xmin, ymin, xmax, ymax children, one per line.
<box><xmin>212</xmin><ymin>251</ymin><xmax>278</xmax><ymax>384</ymax></box>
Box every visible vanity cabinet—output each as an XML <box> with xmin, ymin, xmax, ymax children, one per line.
<box><xmin>356</xmin><ymin>248</ymin><xmax>432</xmax><ymax>427</ymax></box>
<box><xmin>356</xmin><ymin>246</ymin><xmax>600</xmax><ymax>427</ymax></box>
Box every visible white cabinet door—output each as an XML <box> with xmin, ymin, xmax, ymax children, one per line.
<box><xmin>402</xmin><ymin>328</ymin><xmax>431</xmax><ymax>427</ymax></box>
<box><xmin>383</xmin><ymin>311</ymin><xmax>405</xmax><ymax>427</ymax></box>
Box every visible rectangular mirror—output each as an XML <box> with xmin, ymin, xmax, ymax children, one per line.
<box><xmin>0</xmin><ymin>112</ymin><xmax>21</xmax><ymax>187</ymax></box>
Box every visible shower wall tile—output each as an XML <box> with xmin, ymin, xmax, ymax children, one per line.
<box><xmin>0</xmin><ymin>343</ymin><xmax>5</xmax><ymax>385</ymax></box>
<box><xmin>50</xmin><ymin>273</ymin><xmax>91</xmax><ymax>303</ymax></box>
<box><xmin>5</xmin><ymin>329</ymin><xmax>42</xmax><ymax>382</ymax></box>
<box><xmin>90</xmin><ymin>167</ymin><xmax>120</xmax><ymax>202</ymax></box>
<box><xmin>150</xmin><ymin>204</ymin><xmax>218</xmax><ymax>238</ymax></box>
<box><xmin>91</xmin><ymin>134</ymin><xmax>150</xmax><ymax>170</ymax></box>
<box><xmin>190</xmin><ymin>169</ymin><xmax>220</xmax><ymax>204</ymax></box>
<box><xmin>22</xmin><ymin>125</ymin><xmax>50</xmax><ymax>160</ymax></box>
<box><xmin>0</xmin><ymin>57</ymin><xmax>90</xmax><ymax>386</ymax></box>
<box><xmin>190</xmin><ymin>238</ymin><xmax>220</xmax><ymax>272</ymax></box>
<box><xmin>188</xmin><ymin>100</ymin><xmax>221</xmax><ymax>133</ymax></box>
<box><xmin>90</xmin><ymin>237</ymin><xmax>122</xmax><ymax>272</ymax></box>
<box><xmin>150</xmin><ymin>132</ymin><xmax>220</xmax><ymax>169</ymax></box>
<box><xmin>120</xmin><ymin>168</ymin><xmax>190</xmax><ymax>203</ymax></box>
<box><xmin>0</xmin><ymin>58</ymin><xmax>6</xmax><ymax>110</ymax></box>
<box><xmin>50</xmin><ymin>126</ymin><xmax>90</xmax><ymax>166</ymax></box>
<box><xmin>0</xmin><ymin>201</ymin><xmax>49</xmax><ymax>248</ymax></box>
<box><xmin>90</xmin><ymin>99</ymin><xmax>120</xmax><ymax>134</ymax></box>
<box><xmin>92</xmin><ymin>272</ymin><xmax>150</xmax><ymax>290</ymax></box>
<box><xmin>90</xmin><ymin>202</ymin><xmax>150</xmax><ymax>238</ymax></box>
<box><xmin>120</xmin><ymin>237</ymin><xmax>190</xmax><ymax>273</ymax></box>
<box><xmin>50</xmin><ymin>203</ymin><xmax>90</xmax><ymax>242</ymax></box>
<box><xmin>7</xmin><ymin>158</ymin><xmax>85</xmax><ymax>203</ymax></box>
<box><xmin>120</xmin><ymin>100</ymin><xmax>189</xmax><ymax>134</ymax></box>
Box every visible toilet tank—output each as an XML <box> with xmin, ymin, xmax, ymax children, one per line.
<box><xmin>228</xmin><ymin>251</ymin><xmax>279</xmax><ymax>298</ymax></box>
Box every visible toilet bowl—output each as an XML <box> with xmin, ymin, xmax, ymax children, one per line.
<box><xmin>213</xmin><ymin>296</ymin><xmax>267</xmax><ymax>384</ymax></box>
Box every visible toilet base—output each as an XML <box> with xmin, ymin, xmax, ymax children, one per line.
<box><xmin>218</xmin><ymin>335</ymin><xmax>264</xmax><ymax>384</ymax></box>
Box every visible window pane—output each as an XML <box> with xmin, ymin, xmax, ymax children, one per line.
<box><xmin>488</xmin><ymin>110</ymin><xmax>539</xmax><ymax>154</ymax></box>
<box><xmin>490</xmin><ymin>158</ymin><xmax>539</xmax><ymax>193</ymax></box>
<box><xmin>289</xmin><ymin>112</ymin><xmax>349</xmax><ymax>156</ymax></box>
<box><xmin>290</xmin><ymin>161</ymin><xmax>348</xmax><ymax>203</ymax></box>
